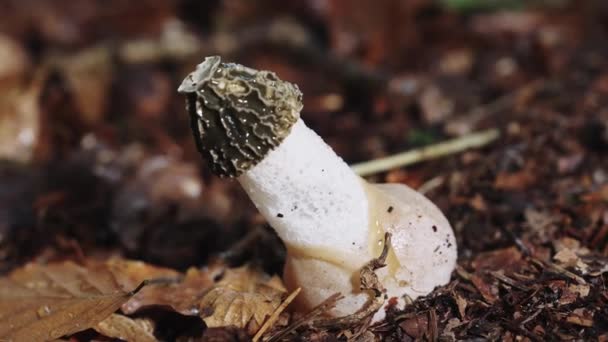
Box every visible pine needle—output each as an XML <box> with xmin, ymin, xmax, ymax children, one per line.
<box><xmin>253</xmin><ymin>287</ymin><xmax>301</xmax><ymax>342</ymax></box>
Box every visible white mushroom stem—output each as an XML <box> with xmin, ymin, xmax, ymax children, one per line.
<box><xmin>238</xmin><ymin>118</ymin><xmax>457</xmax><ymax>319</ymax></box>
<box><xmin>239</xmin><ymin>119</ymin><xmax>369</xmax><ymax>268</ymax></box>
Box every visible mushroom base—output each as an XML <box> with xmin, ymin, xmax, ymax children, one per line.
<box><xmin>284</xmin><ymin>182</ymin><xmax>457</xmax><ymax>321</ymax></box>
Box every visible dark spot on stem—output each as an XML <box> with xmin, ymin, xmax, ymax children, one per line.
<box><xmin>387</xmin><ymin>206</ymin><xmax>394</xmax><ymax>213</ymax></box>
<box><xmin>277</xmin><ymin>213</ymin><xmax>284</xmax><ymax>218</ymax></box>
<box><xmin>432</xmin><ymin>225</ymin><xmax>437</xmax><ymax>232</ymax></box>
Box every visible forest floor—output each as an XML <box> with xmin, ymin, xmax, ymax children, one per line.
<box><xmin>0</xmin><ymin>1</ymin><xmax>607</xmax><ymax>341</ymax></box>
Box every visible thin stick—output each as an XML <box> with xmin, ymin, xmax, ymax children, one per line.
<box><xmin>253</xmin><ymin>287</ymin><xmax>301</xmax><ymax>342</ymax></box>
<box><xmin>265</xmin><ymin>293</ymin><xmax>344</xmax><ymax>342</ymax></box>
<box><xmin>351</xmin><ymin>129</ymin><xmax>500</xmax><ymax>176</ymax></box>
<box><xmin>312</xmin><ymin>233</ymin><xmax>391</xmax><ymax>329</ymax></box>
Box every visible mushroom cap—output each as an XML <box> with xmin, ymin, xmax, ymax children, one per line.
<box><xmin>179</xmin><ymin>56</ymin><xmax>303</xmax><ymax>177</ymax></box>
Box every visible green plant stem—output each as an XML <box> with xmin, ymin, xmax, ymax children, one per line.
<box><xmin>351</xmin><ymin>128</ymin><xmax>500</xmax><ymax>176</ymax></box>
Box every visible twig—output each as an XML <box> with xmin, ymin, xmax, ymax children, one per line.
<box><xmin>500</xmin><ymin>319</ymin><xmax>544</xmax><ymax>342</ymax></box>
<box><xmin>428</xmin><ymin>308</ymin><xmax>438</xmax><ymax>342</ymax></box>
<box><xmin>531</xmin><ymin>258</ymin><xmax>586</xmax><ymax>285</ymax></box>
<box><xmin>127</xmin><ymin>279</ymin><xmax>155</xmax><ymax>296</ymax></box>
<box><xmin>351</xmin><ymin>129</ymin><xmax>500</xmax><ymax>176</ymax></box>
<box><xmin>266</xmin><ymin>234</ymin><xmax>392</xmax><ymax>341</ymax></box>
<box><xmin>253</xmin><ymin>287</ymin><xmax>301</xmax><ymax>342</ymax></box>
<box><xmin>417</xmin><ymin>176</ymin><xmax>445</xmax><ymax>195</ymax></box>
<box><xmin>218</xmin><ymin>225</ymin><xmax>265</xmax><ymax>262</ymax></box>
<box><xmin>265</xmin><ymin>293</ymin><xmax>344</xmax><ymax>342</ymax></box>
<box><xmin>313</xmin><ymin>233</ymin><xmax>391</xmax><ymax>329</ymax></box>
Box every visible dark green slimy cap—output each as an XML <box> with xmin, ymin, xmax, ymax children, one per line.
<box><xmin>178</xmin><ymin>56</ymin><xmax>303</xmax><ymax>177</ymax></box>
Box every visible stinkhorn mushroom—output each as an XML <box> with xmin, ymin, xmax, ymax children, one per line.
<box><xmin>178</xmin><ymin>56</ymin><xmax>457</xmax><ymax>319</ymax></box>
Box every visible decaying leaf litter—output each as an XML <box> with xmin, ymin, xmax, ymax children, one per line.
<box><xmin>0</xmin><ymin>0</ymin><xmax>607</xmax><ymax>341</ymax></box>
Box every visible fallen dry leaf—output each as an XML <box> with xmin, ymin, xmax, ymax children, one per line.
<box><xmin>0</xmin><ymin>261</ymin><xmax>145</xmax><ymax>341</ymax></box>
<box><xmin>553</xmin><ymin>248</ymin><xmax>579</xmax><ymax>265</ymax></box>
<box><xmin>94</xmin><ymin>313</ymin><xmax>157</xmax><ymax>342</ymax></box>
<box><xmin>553</xmin><ymin>248</ymin><xmax>590</xmax><ymax>274</ymax></box>
<box><xmin>564</xmin><ymin>308</ymin><xmax>594</xmax><ymax>327</ymax></box>
<box><xmin>400</xmin><ymin>314</ymin><xmax>429</xmax><ymax>339</ymax></box>
<box><xmin>442</xmin><ymin>318</ymin><xmax>463</xmax><ymax>341</ymax></box>
<box><xmin>547</xmin><ymin>280</ymin><xmax>589</xmax><ymax>306</ymax></box>
<box><xmin>525</xmin><ymin>208</ymin><xmax>555</xmax><ymax>234</ymax></box>
<box><xmin>469</xmin><ymin>193</ymin><xmax>488</xmax><ymax>212</ymax></box>
<box><xmin>471</xmin><ymin>246</ymin><xmax>524</xmax><ymax>273</ymax></box>
<box><xmin>200</xmin><ymin>265</ymin><xmax>286</xmax><ymax>330</ymax></box>
<box><xmin>119</xmin><ymin>262</ymin><xmax>287</xmax><ymax>332</ymax></box>
<box><xmin>107</xmin><ymin>258</ymin><xmax>181</xmax><ymax>294</ymax></box>
<box><xmin>252</xmin><ymin>287</ymin><xmax>300</xmax><ymax>342</ymax></box>
<box><xmin>568</xmin><ymin>284</ymin><xmax>590</xmax><ymax>298</ymax></box>
<box><xmin>582</xmin><ymin>184</ymin><xmax>608</xmax><ymax>203</ymax></box>
<box><xmin>470</xmin><ymin>274</ymin><xmax>498</xmax><ymax>304</ymax></box>
<box><xmin>0</xmin><ymin>34</ymin><xmax>30</xmax><ymax>85</ymax></box>
<box><xmin>454</xmin><ymin>293</ymin><xmax>467</xmax><ymax>319</ymax></box>
<box><xmin>494</xmin><ymin>166</ymin><xmax>537</xmax><ymax>191</ymax></box>
<box><xmin>557</xmin><ymin>283</ymin><xmax>591</xmax><ymax>306</ymax></box>
<box><xmin>55</xmin><ymin>47</ymin><xmax>113</xmax><ymax>126</ymax></box>
<box><xmin>265</xmin><ymin>293</ymin><xmax>344</xmax><ymax>342</ymax></box>
<box><xmin>0</xmin><ymin>77</ymin><xmax>43</xmax><ymax>163</ymax></box>
<box><xmin>122</xmin><ymin>264</ymin><xmax>221</xmax><ymax>315</ymax></box>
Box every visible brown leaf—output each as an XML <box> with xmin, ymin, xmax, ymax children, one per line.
<box><xmin>120</xmin><ymin>262</ymin><xmax>287</xmax><ymax>331</ymax></box>
<box><xmin>56</xmin><ymin>47</ymin><xmax>113</xmax><ymax>125</ymax></box>
<box><xmin>399</xmin><ymin>314</ymin><xmax>428</xmax><ymax>339</ymax></box>
<box><xmin>107</xmin><ymin>258</ymin><xmax>181</xmax><ymax>293</ymax></box>
<box><xmin>442</xmin><ymin>318</ymin><xmax>463</xmax><ymax>341</ymax></box>
<box><xmin>471</xmin><ymin>246</ymin><xmax>523</xmax><ymax>273</ymax></box>
<box><xmin>0</xmin><ymin>35</ymin><xmax>29</xmax><ymax>91</ymax></box>
<box><xmin>94</xmin><ymin>314</ymin><xmax>157</xmax><ymax>342</ymax></box>
<box><xmin>265</xmin><ymin>293</ymin><xmax>343</xmax><ymax>342</ymax></box>
<box><xmin>0</xmin><ymin>261</ymin><xmax>144</xmax><ymax>341</ymax></box>
<box><xmin>525</xmin><ymin>209</ymin><xmax>555</xmax><ymax>234</ymax></box>
<box><xmin>494</xmin><ymin>167</ymin><xmax>536</xmax><ymax>191</ymax></box>
<box><xmin>553</xmin><ymin>248</ymin><xmax>579</xmax><ymax>266</ymax></box>
<box><xmin>558</xmin><ymin>283</ymin><xmax>590</xmax><ymax>306</ymax></box>
<box><xmin>548</xmin><ymin>280</ymin><xmax>577</xmax><ymax>306</ymax></box>
<box><xmin>122</xmin><ymin>264</ymin><xmax>220</xmax><ymax>315</ymax></box>
<box><xmin>564</xmin><ymin>308</ymin><xmax>594</xmax><ymax>327</ymax></box>
<box><xmin>470</xmin><ymin>274</ymin><xmax>498</xmax><ymax>304</ymax></box>
<box><xmin>469</xmin><ymin>193</ymin><xmax>488</xmax><ymax>212</ymax></box>
<box><xmin>0</xmin><ymin>75</ymin><xmax>43</xmax><ymax>163</ymax></box>
<box><xmin>553</xmin><ymin>248</ymin><xmax>590</xmax><ymax>274</ymax></box>
<box><xmin>582</xmin><ymin>184</ymin><xmax>608</xmax><ymax>203</ymax></box>
<box><xmin>252</xmin><ymin>287</ymin><xmax>300</xmax><ymax>342</ymax></box>
<box><xmin>454</xmin><ymin>293</ymin><xmax>468</xmax><ymax>319</ymax></box>
<box><xmin>568</xmin><ymin>284</ymin><xmax>590</xmax><ymax>298</ymax></box>
<box><xmin>200</xmin><ymin>266</ymin><xmax>286</xmax><ymax>330</ymax></box>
